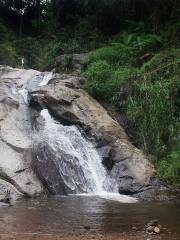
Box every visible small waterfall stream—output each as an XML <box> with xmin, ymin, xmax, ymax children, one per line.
<box><xmin>34</xmin><ymin>108</ymin><xmax>137</xmax><ymax>202</ymax></box>
<box><xmin>38</xmin><ymin>109</ymin><xmax>116</xmax><ymax>194</ymax></box>
<box><xmin>17</xmin><ymin>71</ymin><xmax>137</xmax><ymax>203</ymax></box>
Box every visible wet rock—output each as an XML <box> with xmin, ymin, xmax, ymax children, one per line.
<box><xmin>84</xmin><ymin>225</ymin><xmax>91</xmax><ymax>231</ymax></box>
<box><xmin>0</xmin><ymin>179</ymin><xmax>22</xmax><ymax>203</ymax></box>
<box><xmin>31</xmin><ymin>74</ymin><xmax>155</xmax><ymax>196</ymax></box>
<box><xmin>146</xmin><ymin>219</ymin><xmax>162</xmax><ymax>234</ymax></box>
<box><xmin>133</xmin><ymin>182</ymin><xmax>180</xmax><ymax>202</ymax></box>
<box><xmin>154</xmin><ymin>226</ymin><xmax>161</xmax><ymax>234</ymax></box>
<box><xmin>146</xmin><ymin>226</ymin><xmax>155</xmax><ymax>233</ymax></box>
<box><xmin>146</xmin><ymin>219</ymin><xmax>159</xmax><ymax>227</ymax></box>
<box><xmin>0</xmin><ymin>66</ymin><xmax>44</xmax><ymax>198</ymax></box>
<box><xmin>0</xmin><ymin>190</ymin><xmax>11</xmax><ymax>204</ymax></box>
<box><xmin>132</xmin><ymin>226</ymin><xmax>138</xmax><ymax>231</ymax></box>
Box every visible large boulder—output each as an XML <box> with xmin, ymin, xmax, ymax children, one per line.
<box><xmin>0</xmin><ymin>66</ymin><xmax>44</xmax><ymax>199</ymax></box>
<box><xmin>31</xmin><ymin>74</ymin><xmax>155</xmax><ymax>194</ymax></box>
<box><xmin>54</xmin><ymin>53</ymin><xmax>88</xmax><ymax>73</ymax></box>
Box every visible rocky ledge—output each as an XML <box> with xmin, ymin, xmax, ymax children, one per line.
<box><xmin>31</xmin><ymin>73</ymin><xmax>156</xmax><ymax>197</ymax></box>
<box><xmin>0</xmin><ymin>65</ymin><xmax>177</xmax><ymax>202</ymax></box>
<box><xmin>0</xmin><ymin>66</ymin><xmax>44</xmax><ymax>202</ymax></box>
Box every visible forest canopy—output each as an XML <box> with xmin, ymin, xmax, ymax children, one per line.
<box><xmin>0</xmin><ymin>0</ymin><xmax>180</xmax><ymax>34</ymax></box>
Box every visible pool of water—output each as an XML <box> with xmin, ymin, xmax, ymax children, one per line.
<box><xmin>0</xmin><ymin>195</ymin><xmax>179</xmax><ymax>238</ymax></box>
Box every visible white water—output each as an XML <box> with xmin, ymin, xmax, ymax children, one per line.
<box><xmin>39</xmin><ymin>109</ymin><xmax>137</xmax><ymax>203</ymax></box>
<box><xmin>38</xmin><ymin>72</ymin><xmax>54</xmax><ymax>86</ymax></box>
<box><xmin>18</xmin><ymin>89</ymin><xmax>29</xmax><ymax>104</ymax></box>
<box><xmin>15</xmin><ymin>68</ymin><xmax>137</xmax><ymax>203</ymax></box>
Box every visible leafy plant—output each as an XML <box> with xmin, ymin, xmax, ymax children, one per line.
<box><xmin>158</xmin><ymin>151</ymin><xmax>180</xmax><ymax>186</ymax></box>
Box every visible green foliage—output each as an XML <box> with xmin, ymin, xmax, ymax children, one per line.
<box><xmin>87</xmin><ymin>31</ymin><xmax>164</xmax><ymax>70</ymax></box>
<box><xmin>84</xmin><ymin>60</ymin><xmax>113</xmax><ymax>101</ymax></box>
<box><xmin>0</xmin><ymin>17</ymin><xmax>105</xmax><ymax>70</ymax></box>
<box><xmin>0</xmin><ymin>42</ymin><xmax>18</xmax><ymax>66</ymax></box>
<box><xmin>158</xmin><ymin>151</ymin><xmax>180</xmax><ymax>186</ymax></box>
<box><xmin>0</xmin><ymin>21</ymin><xmax>9</xmax><ymax>42</ymax></box>
<box><xmin>0</xmin><ymin>21</ymin><xmax>18</xmax><ymax>66</ymax></box>
<box><xmin>127</xmin><ymin>74</ymin><xmax>179</xmax><ymax>156</ymax></box>
<box><xmin>84</xmin><ymin>60</ymin><xmax>134</xmax><ymax>102</ymax></box>
<box><xmin>85</xmin><ymin>25</ymin><xmax>180</xmax><ymax>186</ymax></box>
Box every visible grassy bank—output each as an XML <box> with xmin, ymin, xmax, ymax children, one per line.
<box><xmin>84</xmin><ymin>22</ymin><xmax>180</xmax><ymax>186</ymax></box>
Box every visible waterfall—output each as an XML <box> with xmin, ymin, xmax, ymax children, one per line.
<box><xmin>34</xmin><ymin>108</ymin><xmax>137</xmax><ymax>203</ymax></box>
<box><xmin>16</xmin><ymin>69</ymin><xmax>137</xmax><ymax>203</ymax></box>
<box><xmin>0</xmin><ymin>67</ymin><xmax>137</xmax><ymax>203</ymax></box>
<box><xmin>38</xmin><ymin>109</ymin><xmax>116</xmax><ymax>193</ymax></box>
<box><xmin>38</xmin><ymin>72</ymin><xmax>54</xmax><ymax>86</ymax></box>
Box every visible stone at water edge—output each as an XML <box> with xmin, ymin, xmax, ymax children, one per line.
<box><xmin>146</xmin><ymin>226</ymin><xmax>155</xmax><ymax>233</ymax></box>
<box><xmin>132</xmin><ymin>226</ymin><xmax>138</xmax><ymax>231</ymax></box>
<box><xmin>146</xmin><ymin>219</ymin><xmax>159</xmax><ymax>227</ymax></box>
<box><xmin>154</xmin><ymin>226</ymin><xmax>161</xmax><ymax>234</ymax></box>
<box><xmin>0</xmin><ymin>190</ymin><xmax>11</xmax><ymax>204</ymax></box>
<box><xmin>84</xmin><ymin>225</ymin><xmax>91</xmax><ymax>231</ymax></box>
<box><xmin>146</xmin><ymin>219</ymin><xmax>162</xmax><ymax>234</ymax></box>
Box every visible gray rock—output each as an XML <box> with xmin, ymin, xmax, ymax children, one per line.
<box><xmin>146</xmin><ymin>219</ymin><xmax>159</xmax><ymax>227</ymax></box>
<box><xmin>55</xmin><ymin>53</ymin><xmax>88</xmax><ymax>73</ymax></box>
<box><xmin>31</xmin><ymin>74</ymin><xmax>155</xmax><ymax>195</ymax></box>
<box><xmin>0</xmin><ymin>179</ymin><xmax>23</xmax><ymax>203</ymax></box>
<box><xmin>0</xmin><ymin>66</ymin><xmax>44</xmax><ymax>198</ymax></box>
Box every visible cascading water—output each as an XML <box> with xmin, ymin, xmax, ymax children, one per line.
<box><xmin>38</xmin><ymin>72</ymin><xmax>54</xmax><ymax>87</ymax></box>
<box><xmin>16</xmin><ymin>70</ymin><xmax>137</xmax><ymax>203</ymax></box>
<box><xmin>34</xmin><ymin>108</ymin><xmax>137</xmax><ymax>203</ymax></box>
<box><xmin>38</xmin><ymin>109</ymin><xmax>116</xmax><ymax>194</ymax></box>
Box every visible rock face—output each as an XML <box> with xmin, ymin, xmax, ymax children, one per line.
<box><xmin>54</xmin><ymin>53</ymin><xmax>88</xmax><ymax>73</ymax></box>
<box><xmin>31</xmin><ymin>74</ymin><xmax>155</xmax><ymax>195</ymax></box>
<box><xmin>0</xmin><ymin>65</ymin><xmax>157</xmax><ymax>199</ymax></box>
<box><xmin>0</xmin><ymin>66</ymin><xmax>44</xmax><ymax>200</ymax></box>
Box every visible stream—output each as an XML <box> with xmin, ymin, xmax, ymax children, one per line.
<box><xmin>0</xmin><ymin>196</ymin><xmax>180</xmax><ymax>239</ymax></box>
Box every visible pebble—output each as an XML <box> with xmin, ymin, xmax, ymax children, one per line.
<box><xmin>146</xmin><ymin>219</ymin><xmax>159</xmax><ymax>227</ymax></box>
<box><xmin>154</xmin><ymin>226</ymin><xmax>161</xmax><ymax>234</ymax></box>
<box><xmin>84</xmin><ymin>225</ymin><xmax>91</xmax><ymax>230</ymax></box>
<box><xmin>132</xmin><ymin>226</ymin><xmax>138</xmax><ymax>231</ymax></box>
<box><xmin>147</xmin><ymin>226</ymin><xmax>154</xmax><ymax>233</ymax></box>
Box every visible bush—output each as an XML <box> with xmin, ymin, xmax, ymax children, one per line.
<box><xmin>127</xmin><ymin>76</ymin><xmax>179</xmax><ymax>156</ymax></box>
<box><xmin>158</xmin><ymin>151</ymin><xmax>180</xmax><ymax>186</ymax></box>
<box><xmin>0</xmin><ymin>42</ymin><xmax>18</xmax><ymax>66</ymax></box>
<box><xmin>84</xmin><ymin>60</ymin><xmax>113</xmax><ymax>101</ymax></box>
<box><xmin>0</xmin><ymin>21</ymin><xmax>9</xmax><ymax>43</ymax></box>
<box><xmin>84</xmin><ymin>59</ymin><xmax>137</xmax><ymax>103</ymax></box>
<box><xmin>84</xmin><ymin>25</ymin><xmax>180</xmax><ymax>186</ymax></box>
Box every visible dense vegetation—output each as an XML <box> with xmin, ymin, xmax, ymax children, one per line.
<box><xmin>85</xmin><ymin>24</ymin><xmax>180</xmax><ymax>186</ymax></box>
<box><xmin>0</xmin><ymin>0</ymin><xmax>179</xmax><ymax>186</ymax></box>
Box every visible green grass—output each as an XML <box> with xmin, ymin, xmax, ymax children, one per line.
<box><xmin>84</xmin><ymin>24</ymin><xmax>180</xmax><ymax>186</ymax></box>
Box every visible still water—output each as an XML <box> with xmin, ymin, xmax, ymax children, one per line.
<box><xmin>0</xmin><ymin>195</ymin><xmax>180</xmax><ymax>238</ymax></box>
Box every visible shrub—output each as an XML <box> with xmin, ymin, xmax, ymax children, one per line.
<box><xmin>0</xmin><ymin>42</ymin><xmax>18</xmax><ymax>66</ymax></box>
<box><xmin>158</xmin><ymin>151</ymin><xmax>180</xmax><ymax>186</ymax></box>
<box><xmin>127</xmin><ymin>77</ymin><xmax>179</xmax><ymax>157</ymax></box>
<box><xmin>84</xmin><ymin>26</ymin><xmax>180</xmax><ymax>186</ymax></box>
<box><xmin>85</xmin><ymin>60</ymin><xmax>135</xmax><ymax>103</ymax></box>
<box><xmin>0</xmin><ymin>21</ymin><xmax>9</xmax><ymax>43</ymax></box>
<box><xmin>84</xmin><ymin>60</ymin><xmax>113</xmax><ymax>101</ymax></box>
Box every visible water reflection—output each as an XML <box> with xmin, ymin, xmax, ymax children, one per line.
<box><xmin>0</xmin><ymin>196</ymin><xmax>179</xmax><ymax>238</ymax></box>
